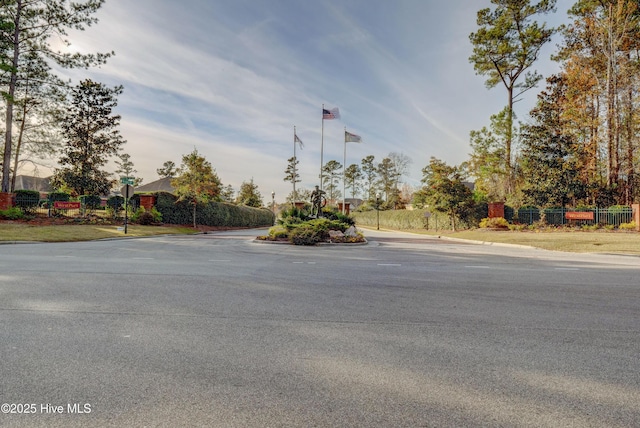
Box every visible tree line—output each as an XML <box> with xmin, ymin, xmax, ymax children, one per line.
<box><xmin>0</xmin><ymin>1</ymin><xmax>267</xmax><ymax>211</ymax></box>
<box><xmin>468</xmin><ymin>0</ymin><xmax>640</xmax><ymax>209</ymax></box>
<box><xmin>284</xmin><ymin>152</ymin><xmax>412</xmax><ymax>209</ymax></box>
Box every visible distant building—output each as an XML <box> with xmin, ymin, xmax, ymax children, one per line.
<box><xmin>134</xmin><ymin>177</ymin><xmax>175</xmax><ymax>193</ymax></box>
<box><xmin>14</xmin><ymin>175</ymin><xmax>52</xmax><ymax>193</ymax></box>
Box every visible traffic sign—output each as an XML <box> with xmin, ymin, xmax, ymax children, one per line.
<box><xmin>120</xmin><ymin>184</ymin><xmax>135</xmax><ymax>198</ymax></box>
<box><xmin>120</xmin><ymin>176</ymin><xmax>134</xmax><ymax>185</ymax></box>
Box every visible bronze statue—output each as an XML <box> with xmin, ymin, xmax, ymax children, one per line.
<box><xmin>310</xmin><ymin>185</ymin><xmax>326</xmax><ymax>218</ymax></box>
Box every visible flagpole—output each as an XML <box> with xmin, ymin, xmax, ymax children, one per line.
<box><xmin>294</xmin><ymin>127</ymin><xmax>296</xmax><ymax>200</ymax></box>
<box><xmin>320</xmin><ymin>104</ymin><xmax>324</xmax><ymax>191</ymax></box>
<box><xmin>343</xmin><ymin>127</ymin><xmax>347</xmax><ymax>214</ymax></box>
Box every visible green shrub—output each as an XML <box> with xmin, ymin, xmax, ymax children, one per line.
<box><xmin>79</xmin><ymin>195</ymin><xmax>102</xmax><ymax>210</ymax></box>
<box><xmin>0</xmin><ymin>207</ymin><xmax>24</xmax><ymax>220</ymax></box>
<box><xmin>14</xmin><ymin>190</ymin><xmax>40</xmax><ymax>214</ymax></box>
<box><xmin>154</xmin><ymin>191</ymin><xmax>273</xmax><ymax>227</ymax></box>
<box><xmin>268</xmin><ymin>225</ymin><xmax>289</xmax><ymax>239</ymax></box>
<box><xmin>581</xmin><ymin>224</ymin><xmax>600</xmax><ymax>231</ymax></box>
<box><xmin>107</xmin><ymin>196</ymin><xmax>124</xmax><ymax>211</ymax></box>
<box><xmin>288</xmin><ymin>223</ymin><xmax>324</xmax><ymax>245</ymax></box>
<box><xmin>479</xmin><ymin>217</ymin><xmax>510</xmax><ymax>229</ymax></box>
<box><xmin>322</xmin><ymin>209</ymin><xmax>356</xmax><ymax>226</ymax></box>
<box><xmin>619</xmin><ymin>221</ymin><xmax>636</xmax><ymax>230</ymax></box>
<box><xmin>48</xmin><ymin>191</ymin><xmax>70</xmax><ymax>202</ymax></box>
<box><xmin>130</xmin><ymin>207</ymin><xmax>162</xmax><ymax>225</ymax></box>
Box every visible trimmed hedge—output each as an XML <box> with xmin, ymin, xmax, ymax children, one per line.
<box><xmin>352</xmin><ymin>207</ymin><xmax>484</xmax><ymax>231</ymax></box>
<box><xmin>15</xmin><ymin>190</ymin><xmax>40</xmax><ymax>213</ymax></box>
<box><xmin>153</xmin><ymin>192</ymin><xmax>274</xmax><ymax>227</ymax></box>
<box><xmin>79</xmin><ymin>195</ymin><xmax>102</xmax><ymax>210</ymax></box>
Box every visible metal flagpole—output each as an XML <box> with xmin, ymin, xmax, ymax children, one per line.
<box><xmin>342</xmin><ymin>127</ymin><xmax>347</xmax><ymax>214</ymax></box>
<box><xmin>320</xmin><ymin>104</ymin><xmax>324</xmax><ymax>191</ymax></box>
<box><xmin>293</xmin><ymin>126</ymin><xmax>297</xmax><ymax>207</ymax></box>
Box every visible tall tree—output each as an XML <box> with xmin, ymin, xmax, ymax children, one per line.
<box><xmin>469</xmin><ymin>0</ymin><xmax>556</xmax><ymax>188</ymax></box>
<box><xmin>343</xmin><ymin>163</ymin><xmax>363</xmax><ymax>199</ymax></box>
<box><xmin>51</xmin><ymin>79</ymin><xmax>124</xmax><ymax>196</ymax></box>
<box><xmin>468</xmin><ymin>108</ymin><xmax>511</xmax><ymax>202</ymax></box>
<box><xmin>156</xmin><ymin>160</ymin><xmax>176</xmax><ymax>178</ymax></box>
<box><xmin>415</xmin><ymin>157</ymin><xmax>476</xmax><ymax>232</ymax></box>
<box><xmin>376</xmin><ymin>157</ymin><xmax>396</xmax><ymax>204</ymax></box>
<box><xmin>560</xmin><ymin>0</ymin><xmax>640</xmax><ymax>197</ymax></box>
<box><xmin>361</xmin><ymin>155</ymin><xmax>377</xmax><ymax>201</ymax></box>
<box><xmin>219</xmin><ymin>184</ymin><xmax>235</xmax><ymax>203</ymax></box>
<box><xmin>283</xmin><ymin>156</ymin><xmax>300</xmax><ymax>201</ymax></box>
<box><xmin>171</xmin><ymin>148</ymin><xmax>222</xmax><ymax>228</ymax></box>
<box><xmin>8</xmin><ymin>51</ymin><xmax>66</xmax><ymax>191</ymax></box>
<box><xmin>114</xmin><ymin>153</ymin><xmax>143</xmax><ymax>186</ymax></box>
<box><xmin>1</xmin><ymin>0</ymin><xmax>112</xmax><ymax>192</ymax></box>
<box><xmin>236</xmin><ymin>178</ymin><xmax>263</xmax><ymax>207</ymax></box>
<box><xmin>322</xmin><ymin>160</ymin><xmax>342</xmax><ymax>202</ymax></box>
<box><xmin>520</xmin><ymin>74</ymin><xmax>586</xmax><ymax>207</ymax></box>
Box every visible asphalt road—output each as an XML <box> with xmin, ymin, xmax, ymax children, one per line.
<box><xmin>1</xmin><ymin>228</ymin><xmax>639</xmax><ymax>427</ymax></box>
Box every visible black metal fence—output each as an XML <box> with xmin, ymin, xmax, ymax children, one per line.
<box><xmin>515</xmin><ymin>207</ymin><xmax>633</xmax><ymax>227</ymax></box>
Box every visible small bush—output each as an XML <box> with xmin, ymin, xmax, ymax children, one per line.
<box><xmin>322</xmin><ymin>209</ymin><xmax>356</xmax><ymax>226</ymax></box>
<box><xmin>581</xmin><ymin>224</ymin><xmax>600</xmax><ymax>231</ymax></box>
<box><xmin>15</xmin><ymin>190</ymin><xmax>40</xmax><ymax>214</ymax></box>
<box><xmin>268</xmin><ymin>225</ymin><xmax>289</xmax><ymax>239</ymax></box>
<box><xmin>479</xmin><ymin>217</ymin><xmax>510</xmax><ymax>229</ymax></box>
<box><xmin>130</xmin><ymin>207</ymin><xmax>162</xmax><ymax>225</ymax></box>
<box><xmin>79</xmin><ymin>195</ymin><xmax>102</xmax><ymax>211</ymax></box>
<box><xmin>619</xmin><ymin>221</ymin><xmax>636</xmax><ymax>230</ymax></box>
<box><xmin>288</xmin><ymin>224</ymin><xmax>323</xmax><ymax>245</ymax></box>
<box><xmin>0</xmin><ymin>207</ymin><xmax>25</xmax><ymax>220</ymax></box>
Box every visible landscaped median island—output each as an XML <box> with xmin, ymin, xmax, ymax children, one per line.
<box><xmin>256</xmin><ymin>207</ymin><xmax>366</xmax><ymax>245</ymax></box>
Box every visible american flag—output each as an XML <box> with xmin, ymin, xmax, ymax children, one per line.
<box><xmin>294</xmin><ymin>133</ymin><xmax>304</xmax><ymax>149</ymax></box>
<box><xmin>322</xmin><ymin>107</ymin><xmax>340</xmax><ymax>120</ymax></box>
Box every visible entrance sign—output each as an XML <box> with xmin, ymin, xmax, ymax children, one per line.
<box><xmin>565</xmin><ymin>211</ymin><xmax>594</xmax><ymax>220</ymax></box>
<box><xmin>54</xmin><ymin>201</ymin><xmax>81</xmax><ymax>209</ymax></box>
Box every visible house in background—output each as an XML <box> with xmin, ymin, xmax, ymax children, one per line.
<box><xmin>14</xmin><ymin>175</ymin><xmax>52</xmax><ymax>196</ymax></box>
<box><xmin>134</xmin><ymin>177</ymin><xmax>175</xmax><ymax>194</ymax></box>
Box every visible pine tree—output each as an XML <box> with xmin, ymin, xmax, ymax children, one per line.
<box><xmin>469</xmin><ymin>0</ymin><xmax>556</xmax><ymax>190</ymax></box>
<box><xmin>52</xmin><ymin>79</ymin><xmax>124</xmax><ymax>196</ymax></box>
<box><xmin>1</xmin><ymin>0</ymin><xmax>112</xmax><ymax>192</ymax></box>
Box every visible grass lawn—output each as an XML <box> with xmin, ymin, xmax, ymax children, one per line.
<box><xmin>414</xmin><ymin>229</ymin><xmax>640</xmax><ymax>255</ymax></box>
<box><xmin>0</xmin><ymin>223</ymin><xmax>198</xmax><ymax>242</ymax></box>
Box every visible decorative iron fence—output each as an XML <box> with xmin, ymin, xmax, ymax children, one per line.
<box><xmin>516</xmin><ymin>207</ymin><xmax>633</xmax><ymax>227</ymax></box>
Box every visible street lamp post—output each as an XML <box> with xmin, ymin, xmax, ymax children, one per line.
<box><xmin>376</xmin><ymin>193</ymin><xmax>380</xmax><ymax>230</ymax></box>
<box><xmin>271</xmin><ymin>191</ymin><xmax>276</xmax><ymax>225</ymax></box>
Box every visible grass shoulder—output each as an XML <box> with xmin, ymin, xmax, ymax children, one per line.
<box><xmin>381</xmin><ymin>227</ymin><xmax>640</xmax><ymax>255</ymax></box>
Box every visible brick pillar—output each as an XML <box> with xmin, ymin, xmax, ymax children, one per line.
<box><xmin>0</xmin><ymin>192</ymin><xmax>14</xmax><ymax>210</ymax></box>
<box><xmin>139</xmin><ymin>194</ymin><xmax>156</xmax><ymax>211</ymax></box>
<box><xmin>488</xmin><ymin>202</ymin><xmax>505</xmax><ymax>219</ymax></box>
<box><xmin>338</xmin><ymin>202</ymin><xmax>350</xmax><ymax>215</ymax></box>
<box><xmin>633</xmin><ymin>204</ymin><xmax>640</xmax><ymax>232</ymax></box>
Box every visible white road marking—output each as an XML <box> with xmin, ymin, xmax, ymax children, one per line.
<box><xmin>555</xmin><ymin>267</ymin><xmax>579</xmax><ymax>271</ymax></box>
<box><xmin>378</xmin><ymin>263</ymin><xmax>402</xmax><ymax>266</ymax></box>
<box><xmin>209</xmin><ymin>260</ymin><xmax>231</xmax><ymax>262</ymax></box>
<box><xmin>465</xmin><ymin>266</ymin><xmax>491</xmax><ymax>269</ymax></box>
<box><xmin>132</xmin><ymin>257</ymin><xmax>154</xmax><ymax>260</ymax></box>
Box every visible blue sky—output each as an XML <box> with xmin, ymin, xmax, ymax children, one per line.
<box><xmin>44</xmin><ymin>0</ymin><xmax>574</xmax><ymax>202</ymax></box>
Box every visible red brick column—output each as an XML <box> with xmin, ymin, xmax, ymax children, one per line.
<box><xmin>338</xmin><ymin>202</ymin><xmax>350</xmax><ymax>215</ymax></box>
<box><xmin>633</xmin><ymin>204</ymin><xmax>640</xmax><ymax>232</ymax></box>
<box><xmin>488</xmin><ymin>202</ymin><xmax>505</xmax><ymax>218</ymax></box>
<box><xmin>139</xmin><ymin>194</ymin><xmax>156</xmax><ymax>211</ymax></box>
<box><xmin>0</xmin><ymin>192</ymin><xmax>14</xmax><ymax>210</ymax></box>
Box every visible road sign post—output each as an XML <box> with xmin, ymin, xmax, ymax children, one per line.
<box><xmin>120</xmin><ymin>184</ymin><xmax>135</xmax><ymax>234</ymax></box>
